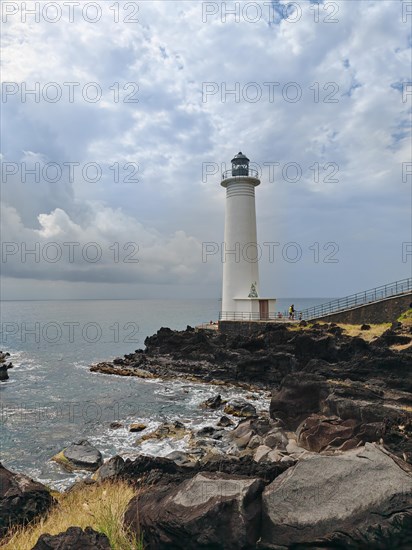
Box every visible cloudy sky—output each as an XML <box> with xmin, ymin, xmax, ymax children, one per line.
<box><xmin>1</xmin><ymin>0</ymin><xmax>411</xmax><ymax>300</ymax></box>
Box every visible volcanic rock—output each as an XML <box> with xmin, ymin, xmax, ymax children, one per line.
<box><xmin>0</xmin><ymin>463</ymin><xmax>54</xmax><ymax>536</ymax></box>
<box><xmin>51</xmin><ymin>440</ymin><xmax>103</xmax><ymax>472</ymax></box>
<box><xmin>32</xmin><ymin>526</ymin><xmax>111</xmax><ymax>549</ymax></box>
<box><xmin>224</xmin><ymin>399</ymin><xmax>257</xmax><ymax>417</ymax></box>
<box><xmin>269</xmin><ymin>374</ymin><xmax>330</xmax><ymax>429</ymax></box>
<box><xmin>259</xmin><ymin>443</ymin><xmax>412</xmax><ymax>548</ymax></box>
<box><xmin>125</xmin><ymin>472</ymin><xmax>265</xmax><ymax>549</ymax></box>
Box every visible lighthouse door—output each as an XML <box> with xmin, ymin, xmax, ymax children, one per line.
<box><xmin>259</xmin><ymin>300</ymin><xmax>269</xmax><ymax>320</ymax></box>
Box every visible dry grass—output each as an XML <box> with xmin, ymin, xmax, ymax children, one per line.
<box><xmin>287</xmin><ymin>321</ymin><xmax>391</xmax><ymax>341</ymax></box>
<box><xmin>0</xmin><ymin>481</ymin><xmax>143</xmax><ymax>550</ymax></box>
<box><xmin>336</xmin><ymin>323</ymin><xmax>391</xmax><ymax>342</ymax></box>
<box><xmin>398</xmin><ymin>309</ymin><xmax>412</xmax><ymax>326</ymax></box>
<box><xmin>327</xmin><ymin>379</ymin><xmax>353</xmax><ymax>387</ymax></box>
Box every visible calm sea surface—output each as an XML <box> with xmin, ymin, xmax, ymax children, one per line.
<box><xmin>0</xmin><ymin>298</ymin><xmax>330</xmax><ymax>490</ymax></box>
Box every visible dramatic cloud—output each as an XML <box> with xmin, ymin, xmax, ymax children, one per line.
<box><xmin>1</xmin><ymin>0</ymin><xmax>411</xmax><ymax>299</ymax></box>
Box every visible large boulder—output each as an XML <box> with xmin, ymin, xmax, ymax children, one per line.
<box><xmin>32</xmin><ymin>526</ymin><xmax>111</xmax><ymax>549</ymax></box>
<box><xmin>51</xmin><ymin>440</ymin><xmax>102</xmax><ymax>471</ymax></box>
<box><xmin>125</xmin><ymin>472</ymin><xmax>264</xmax><ymax>549</ymax></box>
<box><xmin>0</xmin><ymin>463</ymin><xmax>55</xmax><ymax>536</ymax></box>
<box><xmin>259</xmin><ymin>443</ymin><xmax>412</xmax><ymax>548</ymax></box>
<box><xmin>269</xmin><ymin>374</ymin><xmax>330</xmax><ymax>429</ymax></box>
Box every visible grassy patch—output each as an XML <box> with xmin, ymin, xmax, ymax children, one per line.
<box><xmin>1</xmin><ymin>481</ymin><xmax>143</xmax><ymax>550</ymax></box>
<box><xmin>398</xmin><ymin>308</ymin><xmax>412</xmax><ymax>325</ymax></box>
<box><xmin>336</xmin><ymin>323</ymin><xmax>391</xmax><ymax>341</ymax></box>
<box><xmin>286</xmin><ymin>322</ymin><xmax>391</xmax><ymax>341</ymax></box>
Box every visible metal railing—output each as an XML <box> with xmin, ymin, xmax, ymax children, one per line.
<box><xmin>222</xmin><ymin>168</ymin><xmax>259</xmax><ymax>180</ymax></box>
<box><xmin>299</xmin><ymin>278</ymin><xmax>412</xmax><ymax>321</ymax></box>
<box><xmin>219</xmin><ymin>311</ymin><xmax>291</xmax><ymax>321</ymax></box>
<box><xmin>219</xmin><ymin>278</ymin><xmax>412</xmax><ymax>323</ymax></box>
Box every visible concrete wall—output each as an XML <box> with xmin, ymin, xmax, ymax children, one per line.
<box><xmin>314</xmin><ymin>293</ymin><xmax>412</xmax><ymax>324</ymax></box>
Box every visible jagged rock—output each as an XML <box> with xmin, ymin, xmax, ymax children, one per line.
<box><xmin>93</xmin><ymin>455</ymin><xmax>125</xmax><ymax>481</ymax></box>
<box><xmin>230</xmin><ymin>418</ymin><xmax>287</xmax><ymax>454</ymax></box>
<box><xmin>129</xmin><ymin>422</ymin><xmax>146</xmax><ymax>432</ymax></box>
<box><xmin>375</xmin><ymin>329</ymin><xmax>411</xmax><ymax>347</ymax></box>
<box><xmin>290</xmin><ymin>332</ymin><xmax>338</xmax><ymax>361</ymax></box>
<box><xmin>266</xmin><ymin>450</ymin><xmax>284</xmax><ymax>463</ymax></box>
<box><xmin>200</xmin><ymin>394</ymin><xmax>223</xmax><ymax>409</ymax></box>
<box><xmin>0</xmin><ymin>364</ymin><xmax>9</xmax><ymax>381</ymax></box>
<box><xmin>196</xmin><ymin>426</ymin><xmax>217</xmax><ymax>437</ymax></box>
<box><xmin>231</xmin><ymin>420</ymin><xmax>254</xmax><ymax>448</ymax></box>
<box><xmin>139</xmin><ymin>421</ymin><xmax>188</xmax><ymax>442</ymax></box>
<box><xmin>217</xmin><ymin>415</ymin><xmax>234</xmax><ymax>427</ymax></box>
<box><xmin>109</xmin><ymin>422</ymin><xmax>123</xmax><ymax>429</ymax></box>
<box><xmin>93</xmin><ymin>452</ymin><xmax>289</xmax><ymax>489</ymax></box>
<box><xmin>324</xmin><ymin>394</ymin><xmax>398</xmax><ymax>424</ymax></box>
<box><xmin>125</xmin><ymin>472</ymin><xmax>265</xmax><ymax>549</ymax></box>
<box><xmin>285</xmin><ymin>439</ymin><xmax>307</xmax><ymax>455</ymax></box>
<box><xmin>297</xmin><ymin>415</ymin><xmax>359</xmax><ymax>452</ymax></box>
<box><xmin>0</xmin><ymin>463</ymin><xmax>55</xmax><ymax>536</ymax></box>
<box><xmin>165</xmin><ymin>451</ymin><xmax>197</xmax><ymax>468</ymax></box>
<box><xmin>224</xmin><ymin>399</ymin><xmax>257</xmax><ymax>417</ymax></box>
<box><xmin>32</xmin><ymin>526</ymin><xmax>111</xmax><ymax>549</ymax></box>
<box><xmin>247</xmin><ymin>434</ymin><xmax>264</xmax><ymax>449</ymax></box>
<box><xmin>259</xmin><ymin>443</ymin><xmax>412</xmax><ymax>548</ymax></box>
<box><xmin>254</xmin><ymin>445</ymin><xmax>272</xmax><ymax>463</ymax></box>
<box><xmin>0</xmin><ymin>351</ymin><xmax>12</xmax><ymax>381</ymax></box>
<box><xmin>297</xmin><ymin>414</ymin><xmax>386</xmax><ymax>452</ymax></box>
<box><xmin>263</xmin><ymin>429</ymin><xmax>288</xmax><ymax>451</ymax></box>
<box><xmin>51</xmin><ymin>440</ymin><xmax>102</xmax><ymax>472</ymax></box>
<box><xmin>279</xmin><ymin>455</ymin><xmax>296</xmax><ymax>466</ymax></box>
<box><xmin>269</xmin><ymin>374</ymin><xmax>330</xmax><ymax>429</ymax></box>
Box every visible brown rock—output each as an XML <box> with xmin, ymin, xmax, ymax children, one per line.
<box><xmin>270</xmin><ymin>374</ymin><xmax>330</xmax><ymax>429</ymax></box>
<box><xmin>297</xmin><ymin>415</ymin><xmax>359</xmax><ymax>453</ymax></box>
<box><xmin>129</xmin><ymin>422</ymin><xmax>147</xmax><ymax>433</ymax></box>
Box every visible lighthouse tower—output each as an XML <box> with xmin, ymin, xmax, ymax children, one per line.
<box><xmin>220</xmin><ymin>153</ymin><xmax>276</xmax><ymax>321</ymax></box>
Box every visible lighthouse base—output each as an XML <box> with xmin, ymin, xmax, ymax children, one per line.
<box><xmin>220</xmin><ymin>298</ymin><xmax>277</xmax><ymax>321</ymax></box>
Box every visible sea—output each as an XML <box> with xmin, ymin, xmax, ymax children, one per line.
<box><xmin>0</xmin><ymin>298</ymin><xmax>330</xmax><ymax>491</ymax></box>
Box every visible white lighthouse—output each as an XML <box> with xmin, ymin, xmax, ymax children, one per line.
<box><xmin>220</xmin><ymin>152</ymin><xmax>276</xmax><ymax>321</ymax></box>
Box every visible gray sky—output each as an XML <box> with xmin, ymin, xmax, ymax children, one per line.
<box><xmin>1</xmin><ymin>0</ymin><xmax>411</xmax><ymax>300</ymax></box>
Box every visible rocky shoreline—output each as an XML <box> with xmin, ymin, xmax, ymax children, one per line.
<box><xmin>2</xmin><ymin>319</ymin><xmax>412</xmax><ymax>548</ymax></box>
<box><xmin>91</xmin><ymin>321</ymin><xmax>412</xmax><ymax>461</ymax></box>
